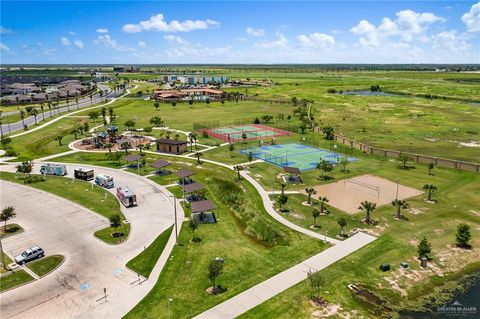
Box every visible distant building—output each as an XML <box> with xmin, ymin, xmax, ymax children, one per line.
<box><xmin>113</xmin><ymin>66</ymin><xmax>140</xmax><ymax>73</ymax></box>
<box><xmin>161</xmin><ymin>75</ymin><xmax>228</xmax><ymax>85</ymax></box>
<box><xmin>152</xmin><ymin>88</ymin><xmax>225</xmax><ymax>101</ymax></box>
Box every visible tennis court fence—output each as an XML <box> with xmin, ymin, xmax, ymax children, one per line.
<box><xmin>240</xmin><ymin>147</ymin><xmax>288</xmax><ymax>166</ymax></box>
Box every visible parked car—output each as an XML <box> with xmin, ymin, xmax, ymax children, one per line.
<box><xmin>14</xmin><ymin>246</ymin><xmax>45</xmax><ymax>265</ymax></box>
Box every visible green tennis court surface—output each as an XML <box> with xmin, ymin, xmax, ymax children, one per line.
<box><xmin>241</xmin><ymin>143</ymin><xmax>357</xmax><ymax>171</ymax></box>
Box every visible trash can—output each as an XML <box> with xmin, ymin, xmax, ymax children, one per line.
<box><xmin>400</xmin><ymin>262</ymin><xmax>409</xmax><ymax>269</ymax></box>
<box><xmin>379</xmin><ymin>264</ymin><xmax>390</xmax><ymax>272</ymax></box>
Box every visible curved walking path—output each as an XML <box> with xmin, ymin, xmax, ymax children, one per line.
<box><xmin>0</xmin><ymin>162</ymin><xmax>184</xmax><ymax>319</ymax></box>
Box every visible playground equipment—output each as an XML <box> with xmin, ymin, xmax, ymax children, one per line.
<box><xmin>74</xmin><ymin>168</ymin><xmax>94</xmax><ymax>181</ymax></box>
<box><xmin>40</xmin><ymin>164</ymin><xmax>67</xmax><ymax>176</ymax></box>
<box><xmin>95</xmin><ymin>174</ymin><xmax>114</xmax><ymax>189</ymax></box>
<box><xmin>116</xmin><ymin>186</ymin><xmax>137</xmax><ymax>207</ymax></box>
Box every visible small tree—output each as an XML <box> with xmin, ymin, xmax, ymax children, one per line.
<box><xmin>208</xmin><ymin>258</ymin><xmax>224</xmax><ymax>291</ymax></box>
<box><xmin>399</xmin><ymin>154</ymin><xmax>412</xmax><ymax>169</ymax></box>
<box><xmin>228</xmin><ymin>143</ymin><xmax>235</xmax><ymax>157</ymax></box>
<box><xmin>189</xmin><ymin>218</ymin><xmax>199</xmax><ymax>241</ymax></box>
<box><xmin>154</xmin><ymin>102</ymin><xmax>160</xmax><ymax>111</ymax></box>
<box><xmin>276</xmin><ymin>194</ymin><xmax>288</xmax><ymax>211</ymax></box>
<box><xmin>299</xmin><ymin>122</ymin><xmax>307</xmax><ymax>134</ymax></box>
<box><xmin>338</xmin><ymin>217</ymin><xmax>347</xmax><ymax>236</ymax></box>
<box><xmin>247</xmin><ymin>151</ymin><xmax>254</xmax><ymax>164</ymax></box>
<box><xmin>455</xmin><ymin>223</ymin><xmax>471</xmax><ymax>248</ymax></box>
<box><xmin>149</xmin><ymin>116</ymin><xmax>164</xmax><ymax>127</ymax></box>
<box><xmin>195</xmin><ymin>151</ymin><xmax>203</xmax><ymax>164</ymax></box>
<box><xmin>359</xmin><ymin>201</ymin><xmax>376</xmax><ymax>224</ymax></box>
<box><xmin>307</xmin><ymin>270</ymin><xmax>326</xmax><ymax>302</ymax></box>
<box><xmin>120</xmin><ymin>142</ymin><xmax>130</xmax><ymax>154</ymax></box>
<box><xmin>241</xmin><ymin>133</ymin><xmax>247</xmax><ymax>144</ymax></box>
<box><xmin>305</xmin><ymin>188</ymin><xmax>317</xmax><ymax>205</ymax></box>
<box><xmin>318</xmin><ymin>196</ymin><xmax>329</xmax><ymax>214</ymax></box>
<box><xmin>417</xmin><ymin>236</ymin><xmax>431</xmax><ymax>259</ymax></box>
<box><xmin>171</xmin><ymin>102</ymin><xmax>177</xmax><ymax>107</ymax></box>
<box><xmin>339</xmin><ymin>156</ymin><xmax>349</xmax><ymax>172</ymax></box>
<box><xmin>88</xmin><ymin>111</ymin><xmax>99</xmax><ymax>124</ymax></box>
<box><xmin>322</xmin><ymin>126</ymin><xmax>335</xmax><ymax>140</ymax></box>
<box><xmin>423</xmin><ymin>184</ymin><xmax>437</xmax><ymax>202</ymax></box>
<box><xmin>428</xmin><ymin>162</ymin><xmax>435</xmax><ymax>175</ymax></box>
<box><xmin>143</xmin><ymin>126</ymin><xmax>153</xmax><ymax>135</ymax></box>
<box><xmin>312</xmin><ymin>209</ymin><xmax>320</xmax><ymax>227</ymax></box>
<box><xmin>280</xmin><ymin>182</ymin><xmax>287</xmax><ymax>195</ymax></box>
<box><xmin>55</xmin><ymin>135</ymin><xmax>63</xmax><ymax>146</ymax></box>
<box><xmin>16</xmin><ymin>161</ymin><xmax>33</xmax><ymax>176</ymax></box>
<box><xmin>109</xmin><ymin>214</ymin><xmax>122</xmax><ymax>236</ymax></box>
<box><xmin>391</xmin><ymin>199</ymin><xmax>409</xmax><ymax>219</ymax></box>
<box><xmin>0</xmin><ymin>206</ymin><xmax>16</xmax><ymax>231</ymax></box>
<box><xmin>316</xmin><ymin>160</ymin><xmax>333</xmax><ymax>180</ymax></box>
<box><xmin>1</xmin><ymin>136</ymin><xmax>12</xmax><ymax>148</ymax></box>
<box><xmin>105</xmin><ymin>143</ymin><xmax>113</xmax><ymax>153</ymax></box>
<box><xmin>124</xmin><ymin>120</ymin><xmax>136</xmax><ymax>131</ymax></box>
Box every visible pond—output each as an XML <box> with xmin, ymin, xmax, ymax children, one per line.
<box><xmin>399</xmin><ymin>275</ymin><xmax>480</xmax><ymax>318</ymax></box>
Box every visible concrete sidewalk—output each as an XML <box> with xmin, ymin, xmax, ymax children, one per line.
<box><xmin>194</xmin><ymin>232</ymin><xmax>376</xmax><ymax>319</ymax></box>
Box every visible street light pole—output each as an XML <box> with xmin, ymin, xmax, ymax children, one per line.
<box><xmin>395</xmin><ymin>178</ymin><xmax>400</xmax><ymax>200</ymax></box>
<box><xmin>168</xmin><ymin>298</ymin><xmax>173</xmax><ymax>319</ymax></box>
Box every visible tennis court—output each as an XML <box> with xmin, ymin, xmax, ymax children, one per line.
<box><xmin>240</xmin><ymin>143</ymin><xmax>357</xmax><ymax>171</ymax></box>
<box><xmin>204</xmin><ymin>124</ymin><xmax>291</xmax><ymax>142</ymax></box>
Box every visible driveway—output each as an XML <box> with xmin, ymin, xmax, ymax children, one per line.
<box><xmin>0</xmin><ymin>163</ymin><xmax>182</xmax><ymax>319</ymax></box>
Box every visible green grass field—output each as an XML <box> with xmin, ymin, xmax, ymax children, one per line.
<box><xmin>0</xmin><ymin>172</ymin><xmax>129</xmax><ymax>244</ymax></box>
<box><xmin>26</xmin><ymin>255</ymin><xmax>64</xmax><ymax>277</ymax></box>
<box><xmin>0</xmin><ymin>269</ymin><xmax>35</xmax><ymax>292</ymax></box>
<box><xmin>126</xmin><ymin>226</ymin><xmax>173</xmax><ymax>278</ymax></box>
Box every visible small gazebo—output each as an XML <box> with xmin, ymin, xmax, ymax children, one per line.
<box><xmin>124</xmin><ymin>154</ymin><xmax>143</xmax><ymax>168</ymax></box>
<box><xmin>175</xmin><ymin>168</ymin><xmax>195</xmax><ymax>185</ymax></box>
<box><xmin>191</xmin><ymin>199</ymin><xmax>216</xmax><ymax>224</ymax></box>
<box><xmin>182</xmin><ymin>182</ymin><xmax>205</xmax><ymax>202</ymax></box>
<box><xmin>150</xmin><ymin>159</ymin><xmax>171</xmax><ymax>175</ymax></box>
<box><xmin>283</xmin><ymin>166</ymin><xmax>302</xmax><ymax>183</ymax></box>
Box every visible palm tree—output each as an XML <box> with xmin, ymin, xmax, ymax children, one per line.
<box><xmin>48</xmin><ymin>102</ymin><xmax>52</xmax><ymax>117</ymax></box>
<box><xmin>423</xmin><ymin>184</ymin><xmax>437</xmax><ymax>202</ymax></box>
<box><xmin>305</xmin><ymin>188</ymin><xmax>317</xmax><ymax>205</ymax></box>
<box><xmin>30</xmin><ymin>108</ymin><xmax>39</xmax><ymax>124</ymax></box>
<box><xmin>40</xmin><ymin>103</ymin><xmax>45</xmax><ymax>121</ymax></box>
<box><xmin>105</xmin><ymin>143</ymin><xmax>113</xmax><ymax>153</ymax></box>
<box><xmin>280</xmin><ymin>182</ymin><xmax>287</xmax><ymax>195</ymax></box>
<box><xmin>55</xmin><ymin>135</ymin><xmax>64</xmax><ymax>146</ymax></box>
<box><xmin>428</xmin><ymin>163</ymin><xmax>434</xmax><ymax>175</ymax></box>
<box><xmin>195</xmin><ymin>152</ymin><xmax>203</xmax><ymax>164</ymax></box>
<box><xmin>109</xmin><ymin>107</ymin><xmax>114</xmax><ymax>122</ymax></box>
<box><xmin>75</xmin><ymin>97</ymin><xmax>79</xmax><ymax>110</ymax></box>
<box><xmin>359</xmin><ymin>201</ymin><xmax>377</xmax><ymax>224</ymax></box>
<box><xmin>338</xmin><ymin>217</ymin><xmax>347</xmax><ymax>236</ymax></box>
<box><xmin>20</xmin><ymin>110</ymin><xmax>26</xmax><ymax>128</ymax></box>
<box><xmin>101</xmin><ymin>107</ymin><xmax>107</xmax><ymax>123</ymax></box>
<box><xmin>340</xmin><ymin>157</ymin><xmax>349</xmax><ymax>172</ymax></box>
<box><xmin>391</xmin><ymin>199</ymin><xmax>409</xmax><ymax>219</ymax></box>
<box><xmin>318</xmin><ymin>196</ymin><xmax>329</xmax><ymax>214</ymax></box>
<box><xmin>66</xmin><ymin>92</ymin><xmax>70</xmax><ymax>111</ymax></box>
<box><xmin>89</xmin><ymin>93</ymin><xmax>93</xmax><ymax>106</ymax></box>
<box><xmin>312</xmin><ymin>209</ymin><xmax>320</xmax><ymax>227</ymax></box>
<box><xmin>316</xmin><ymin>159</ymin><xmax>333</xmax><ymax>180</ymax></box>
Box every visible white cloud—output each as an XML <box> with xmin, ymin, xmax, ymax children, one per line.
<box><xmin>138</xmin><ymin>41</ymin><xmax>146</xmax><ymax>48</ymax></box>
<box><xmin>61</xmin><ymin>37</ymin><xmax>71</xmax><ymax>46</ymax></box>
<box><xmin>164</xmin><ymin>35</ymin><xmax>229</xmax><ymax>58</ymax></box>
<box><xmin>350</xmin><ymin>9</ymin><xmax>444</xmax><ymax>48</ymax></box>
<box><xmin>461</xmin><ymin>2</ymin><xmax>480</xmax><ymax>33</ymax></box>
<box><xmin>433</xmin><ymin>30</ymin><xmax>470</xmax><ymax>52</ymax></box>
<box><xmin>0</xmin><ymin>26</ymin><xmax>12</xmax><ymax>34</ymax></box>
<box><xmin>73</xmin><ymin>39</ymin><xmax>84</xmax><ymax>49</ymax></box>
<box><xmin>246</xmin><ymin>27</ymin><xmax>265</xmax><ymax>37</ymax></box>
<box><xmin>96</xmin><ymin>28</ymin><xmax>109</xmax><ymax>33</ymax></box>
<box><xmin>123</xmin><ymin>13</ymin><xmax>219</xmax><ymax>33</ymax></box>
<box><xmin>255</xmin><ymin>32</ymin><xmax>288</xmax><ymax>49</ymax></box>
<box><xmin>0</xmin><ymin>42</ymin><xmax>10</xmax><ymax>51</ymax></box>
<box><xmin>297</xmin><ymin>32</ymin><xmax>335</xmax><ymax>50</ymax></box>
<box><xmin>94</xmin><ymin>34</ymin><xmax>135</xmax><ymax>52</ymax></box>
<box><xmin>68</xmin><ymin>31</ymin><xmax>76</xmax><ymax>36</ymax></box>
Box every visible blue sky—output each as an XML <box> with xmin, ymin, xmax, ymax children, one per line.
<box><xmin>1</xmin><ymin>1</ymin><xmax>479</xmax><ymax>64</ymax></box>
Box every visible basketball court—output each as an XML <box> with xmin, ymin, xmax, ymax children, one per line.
<box><xmin>241</xmin><ymin>143</ymin><xmax>357</xmax><ymax>171</ymax></box>
<box><xmin>309</xmin><ymin>174</ymin><xmax>423</xmax><ymax>214</ymax></box>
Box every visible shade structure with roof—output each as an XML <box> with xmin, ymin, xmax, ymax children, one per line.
<box><xmin>124</xmin><ymin>154</ymin><xmax>143</xmax><ymax>168</ymax></box>
<box><xmin>283</xmin><ymin>166</ymin><xmax>302</xmax><ymax>183</ymax></box>
<box><xmin>155</xmin><ymin>138</ymin><xmax>187</xmax><ymax>155</ymax></box>
<box><xmin>191</xmin><ymin>199</ymin><xmax>216</xmax><ymax>224</ymax></box>
<box><xmin>150</xmin><ymin>159</ymin><xmax>171</xmax><ymax>175</ymax></box>
<box><xmin>175</xmin><ymin>168</ymin><xmax>195</xmax><ymax>186</ymax></box>
<box><xmin>182</xmin><ymin>182</ymin><xmax>205</xmax><ymax>202</ymax></box>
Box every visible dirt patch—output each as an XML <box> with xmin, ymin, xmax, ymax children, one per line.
<box><xmin>311</xmin><ymin>303</ymin><xmax>343</xmax><ymax>318</ymax></box>
<box><xmin>290</xmin><ymin>212</ymin><xmax>305</xmax><ymax>220</ymax></box>
<box><xmin>458</xmin><ymin>141</ymin><xmax>480</xmax><ymax>147</ymax></box>
<box><xmin>469</xmin><ymin>209</ymin><xmax>480</xmax><ymax>216</ymax></box>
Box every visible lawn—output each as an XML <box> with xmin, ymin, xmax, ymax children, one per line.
<box><xmin>126</xmin><ymin>226</ymin><xmax>173</xmax><ymax>278</ymax></box>
<box><xmin>0</xmin><ymin>224</ymin><xmax>24</xmax><ymax>238</ymax></box>
<box><xmin>0</xmin><ymin>253</ymin><xmax>14</xmax><ymax>274</ymax></box>
<box><xmin>26</xmin><ymin>254</ymin><xmax>64</xmax><ymax>277</ymax></box>
<box><xmin>237</xmin><ymin>146</ymin><xmax>480</xmax><ymax>317</ymax></box>
<box><xmin>0</xmin><ymin>269</ymin><xmax>35</xmax><ymax>292</ymax></box>
<box><xmin>0</xmin><ymin>172</ymin><xmax>129</xmax><ymax>245</ymax></box>
<box><xmin>53</xmin><ymin>152</ymin><xmax>330</xmax><ymax>319</ymax></box>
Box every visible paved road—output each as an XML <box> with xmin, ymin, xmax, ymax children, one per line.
<box><xmin>0</xmin><ymin>163</ymin><xmax>183</xmax><ymax>319</ymax></box>
<box><xmin>1</xmin><ymin>84</ymin><xmax>120</xmax><ymax>134</ymax></box>
<box><xmin>194</xmin><ymin>232</ymin><xmax>376</xmax><ymax>319</ymax></box>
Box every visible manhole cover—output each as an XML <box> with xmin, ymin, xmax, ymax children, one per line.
<box><xmin>80</xmin><ymin>283</ymin><xmax>90</xmax><ymax>290</ymax></box>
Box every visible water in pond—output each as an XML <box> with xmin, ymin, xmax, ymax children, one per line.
<box><xmin>399</xmin><ymin>275</ymin><xmax>480</xmax><ymax>318</ymax></box>
<box><xmin>340</xmin><ymin>90</ymin><xmax>399</xmax><ymax>97</ymax></box>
